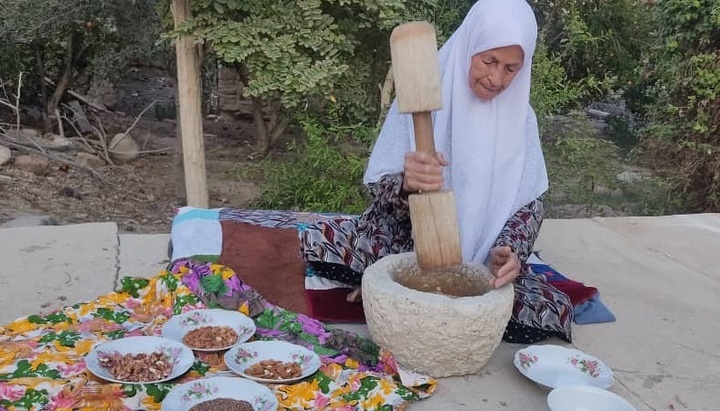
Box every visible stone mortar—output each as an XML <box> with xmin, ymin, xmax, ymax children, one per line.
<box><xmin>362</xmin><ymin>252</ymin><xmax>514</xmax><ymax>378</ymax></box>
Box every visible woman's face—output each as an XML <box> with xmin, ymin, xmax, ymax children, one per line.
<box><xmin>468</xmin><ymin>45</ymin><xmax>524</xmax><ymax>100</ymax></box>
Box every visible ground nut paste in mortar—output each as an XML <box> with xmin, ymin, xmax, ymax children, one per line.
<box><xmin>393</xmin><ymin>263</ymin><xmax>491</xmax><ymax>297</ymax></box>
<box><xmin>188</xmin><ymin>398</ymin><xmax>254</xmax><ymax>411</ymax></box>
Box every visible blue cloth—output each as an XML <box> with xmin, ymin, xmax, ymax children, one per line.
<box><xmin>573</xmin><ymin>293</ymin><xmax>617</xmax><ymax>324</ymax></box>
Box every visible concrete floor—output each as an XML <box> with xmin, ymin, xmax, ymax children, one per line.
<box><xmin>1</xmin><ymin>214</ymin><xmax>719</xmax><ymax>410</ymax></box>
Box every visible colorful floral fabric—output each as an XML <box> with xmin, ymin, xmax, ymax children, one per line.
<box><xmin>0</xmin><ymin>260</ymin><xmax>435</xmax><ymax>410</ymax></box>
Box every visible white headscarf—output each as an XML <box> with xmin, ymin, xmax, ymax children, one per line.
<box><xmin>364</xmin><ymin>0</ymin><xmax>548</xmax><ymax>266</ymax></box>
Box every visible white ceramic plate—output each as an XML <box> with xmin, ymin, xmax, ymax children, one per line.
<box><xmin>86</xmin><ymin>336</ymin><xmax>195</xmax><ymax>384</ymax></box>
<box><xmin>224</xmin><ymin>340</ymin><xmax>321</xmax><ymax>384</ymax></box>
<box><xmin>161</xmin><ymin>376</ymin><xmax>279</xmax><ymax>411</ymax></box>
<box><xmin>513</xmin><ymin>344</ymin><xmax>614</xmax><ymax>389</ymax></box>
<box><xmin>162</xmin><ymin>309</ymin><xmax>256</xmax><ymax>352</ymax></box>
<box><xmin>548</xmin><ymin>385</ymin><xmax>637</xmax><ymax>411</ymax></box>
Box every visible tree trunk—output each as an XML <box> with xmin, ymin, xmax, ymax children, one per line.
<box><xmin>47</xmin><ymin>32</ymin><xmax>76</xmax><ymax>121</ymax></box>
<box><xmin>172</xmin><ymin>0</ymin><xmax>209</xmax><ymax>208</ymax></box>
<box><xmin>252</xmin><ymin>98</ymin><xmax>287</xmax><ymax>157</ymax></box>
<box><xmin>35</xmin><ymin>46</ymin><xmax>51</xmax><ymax>132</ymax></box>
<box><xmin>172</xmin><ymin>76</ymin><xmax>186</xmax><ymax>202</ymax></box>
<box><xmin>378</xmin><ymin>65</ymin><xmax>394</xmax><ymax>126</ymax></box>
<box><xmin>252</xmin><ymin>97</ymin><xmax>270</xmax><ymax>155</ymax></box>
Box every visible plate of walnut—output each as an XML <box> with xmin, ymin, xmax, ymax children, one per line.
<box><xmin>85</xmin><ymin>336</ymin><xmax>194</xmax><ymax>384</ymax></box>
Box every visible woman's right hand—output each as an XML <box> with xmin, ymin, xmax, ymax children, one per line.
<box><xmin>402</xmin><ymin>151</ymin><xmax>449</xmax><ymax>193</ymax></box>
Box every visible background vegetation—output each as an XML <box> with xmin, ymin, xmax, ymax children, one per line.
<box><xmin>1</xmin><ymin>0</ymin><xmax>717</xmax><ymax>215</ymax></box>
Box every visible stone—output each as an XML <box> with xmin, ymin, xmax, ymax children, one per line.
<box><xmin>14</xmin><ymin>154</ymin><xmax>50</xmax><ymax>175</ymax></box>
<box><xmin>593</xmin><ymin>184</ymin><xmax>622</xmax><ymax>197</ymax></box>
<box><xmin>87</xmin><ymin>79</ymin><xmax>118</xmax><ymax>110</ymax></box>
<box><xmin>617</xmin><ymin>170</ymin><xmax>645</xmax><ymax>184</ymax></box>
<box><xmin>76</xmin><ymin>152</ymin><xmax>105</xmax><ymax>169</ymax></box>
<box><xmin>44</xmin><ymin>133</ymin><xmax>72</xmax><ymax>151</ymax></box>
<box><xmin>0</xmin><ymin>145</ymin><xmax>11</xmax><ymax>166</ymax></box>
<box><xmin>108</xmin><ymin>133</ymin><xmax>139</xmax><ymax>162</ymax></box>
<box><xmin>1</xmin><ymin>215</ymin><xmax>60</xmax><ymax>228</ymax></box>
<box><xmin>217</xmin><ymin>66</ymin><xmax>245</xmax><ymax>113</ymax></box>
<box><xmin>362</xmin><ymin>253</ymin><xmax>513</xmax><ymax>378</ymax></box>
<box><xmin>19</xmin><ymin>127</ymin><xmax>40</xmax><ymax>138</ymax></box>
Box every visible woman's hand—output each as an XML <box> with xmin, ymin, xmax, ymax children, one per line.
<box><xmin>402</xmin><ymin>151</ymin><xmax>449</xmax><ymax>193</ymax></box>
<box><xmin>489</xmin><ymin>246</ymin><xmax>521</xmax><ymax>288</ymax></box>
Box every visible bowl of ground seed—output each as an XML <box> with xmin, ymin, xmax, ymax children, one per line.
<box><xmin>161</xmin><ymin>376</ymin><xmax>278</xmax><ymax>411</ymax></box>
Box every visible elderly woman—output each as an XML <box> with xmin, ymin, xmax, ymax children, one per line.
<box><xmin>302</xmin><ymin>0</ymin><xmax>573</xmax><ymax>344</ymax></box>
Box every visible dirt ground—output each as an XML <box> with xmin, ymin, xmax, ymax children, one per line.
<box><xmin>0</xmin><ymin>68</ymin><xmax>264</xmax><ymax>233</ymax></box>
<box><xmin>0</xmin><ymin>67</ymin><xmax>659</xmax><ymax>233</ymax></box>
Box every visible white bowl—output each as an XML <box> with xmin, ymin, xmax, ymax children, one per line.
<box><xmin>224</xmin><ymin>340</ymin><xmax>321</xmax><ymax>384</ymax></box>
<box><xmin>86</xmin><ymin>336</ymin><xmax>194</xmax><ymax>384</ymax></box>
<box><xmin>162</xmin><ymin>376</ymin><xmax>278</xmax><ymax>411</ymax></box>
<box><xmin>161</xmin><ymin>308</ymin><xmax>256</xmax><ymax>352</ymax></box>
<box><xmin>548</xmin><ymin>385</ymin><xmax>637</xmax><ymax>411</ymax></box>
<box><xmin>514</xmin><ymin>344</ymin><xmax>614</xmax><ymax>389</ymax></box>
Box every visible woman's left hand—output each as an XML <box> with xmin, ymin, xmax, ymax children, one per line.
<box><xmin>489</xmin><ymin>246</ymin><xmax>521</xmax><ymax>288</ymax></box>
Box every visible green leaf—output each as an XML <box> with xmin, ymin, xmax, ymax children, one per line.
<box><xmin>122</xmin><ymin>384</ymin><xmax>138</xmax><ymax>397</ymax></box>
<box><xmin>160</xmin><ymin>273</ymin><xmax>179</xmax><ymax>291</ymax></box>
<box><xmin>11</xmin><ymin>388</ymin><xmax>50</xmax><ymax>409</ymax></box>
<box><xmin>45</xmin><ymin>311</ymin><xmax>71</xmax><ymax>325</ymax></box>
<box><xmin>200</xmin><ymin>274</ymin><xmax>227</xmax><ymax>295</ymax></box>
<box><xmin>0</xmin><ymin>360</ymin><xmax>61</xmax><ymax>380</ymax></box>
<box><xmin>254</xmin><ymin>308</ymin><xmax>280</xmax><ymax>330</ymax></box>
<box><xmin>191</xmin><ymin>360</ymin><xmax>211</xmax><ymax>376</ymax></box>
<box><xmin>120</xmin><ymin>277</ymin><xmax>150</xmax><ymax>298</ymax></box>
<box><xmin>315</xmin><ymin>372</ymin><xmax>332</xmax><ymax>393</ymax></box>
<box><xmin>144</xmin><ymin>383</ymin><xmax>173</xmax><ymax>403</ymax></box>
<box><xmin>93</xmin><ymin>308</ymin><xmax>131</xmax><ymax>324</ymax></box>
<box><xmin>56</xmin><ymin>331</ymin><xmax>81</xmax><ymax>347</ymax></box>
<box><xmin>105</xmin><ymin>330</ymin><xmax>126</xmax><ymax>340</ymax></box>
<box><xmin>27</xmin><ymin>315</ymin><xmax>47</xmax><ymax>324</ymax></box>
<box><xmin>173</xmin><ymin>294</ymin><xmax>199</xmax><ymax>315</ymax></box>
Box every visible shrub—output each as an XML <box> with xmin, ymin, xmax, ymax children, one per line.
<box><xmin>529</xmin><ymin>0</ymin><xmax>654</xmax><ymax>101</ymax></box>
<box><xmin>253</xmin><ymin>107</ymin><xmax>375</xmax><ymax>214</ymax></box>
<box><xmin>634</xmin><ymin>0</ymin><xmax>720</xmax><ymax>211</ymax></box>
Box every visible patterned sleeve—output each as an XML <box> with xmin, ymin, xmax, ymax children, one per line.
<box><xmin>493</xmin><ymin>197</ymin><xmax>545</xmax><ymax>263</ymax></box>
<box><xmin>364</xmin><ymin>172</ymin><xmax>412</xmax><ymax>223</ymax></box>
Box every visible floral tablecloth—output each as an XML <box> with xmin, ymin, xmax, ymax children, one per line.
<box><xmin>0</xmin><ymin>260</ymin><xmax>436</xmax><ymax>410</ymax></box>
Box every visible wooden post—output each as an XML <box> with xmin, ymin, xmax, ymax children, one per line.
<box><xmin>172</xmin><ymin>0</ymin><xmax>209</xmax><ymax>208</ymax></box>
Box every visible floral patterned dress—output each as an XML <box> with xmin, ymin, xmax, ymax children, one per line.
<box><xmin>301</xmin><ymin>173</ymin><xmax>573</xmax><ymax>344</ymax></box>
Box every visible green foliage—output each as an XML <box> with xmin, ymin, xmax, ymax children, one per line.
<box><xmin>0</xmin><ymin>0</ymin><xmax>162</xmax><ymax>106</ymax></box>
<box><xmin>530</xmin><ymin>0</ymin><xmax>654</xmax><ymax>100</ymax></box>
<box><xmin>530</xmin><ymin>38</ymin><xmax>586</xmax><ymax>128</ymax></box>
<box><xmin>161</xmin><ymin>0</ymin><xmax>409</xmax><ymax>111</ymax></box>
<box><xmin>633</xmin><ymin>0</ymin><xmax>720</xmax><ymax>211</ymax></box>
<box><xmin>542</xmin><ymin>112</ymin><xmax>685</xmax><ymax>216</ymax></box>
<box><xmin>543</xmin><ymin>113</ymin><xmax>620</xmax><ymax>206</ymax></box>
<box><xmin>253</xmin><ymin>108</ymin><xmax>375</xmax><ymax>213</ymax></box>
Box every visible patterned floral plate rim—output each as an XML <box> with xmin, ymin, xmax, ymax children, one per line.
<box><xmin>161</xmin><ymin>308</ymin><xmax>257</xmax><ymax>352</ymax></box>
<box><xmin>85</xmin><ymin>336</ymin><xmax>195</xmax><ymax>385</ymax></box>
<box><xmin>224</xmin><ymin>340</ymin><xmax>322</xmax><ymax>384</ymax></box>
<box><xmin>161</xmin><ymin>376</ymin><xmax>279</xmax><ymax>411</ymax></box>
<box><xmin>547</xmin><ymin>385</ymin><xmax>636</xmax><ymax>411</ymax></box>
<box><xmin>513</xmin><ymin>344</ymin><xmax>614</xmax><ymax>389</ymax></box>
